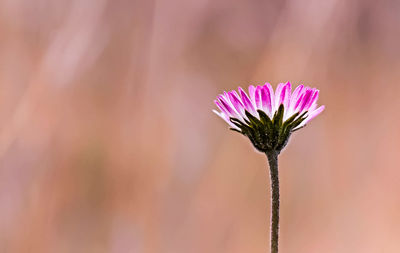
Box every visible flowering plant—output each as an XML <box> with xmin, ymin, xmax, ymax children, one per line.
<box><xmin>213</xmin><ymin>82</ymin><xmax>324</xmax><ymax>253</ymax></box>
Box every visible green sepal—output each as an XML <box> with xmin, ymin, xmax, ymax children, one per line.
<box><xmin>230</xmin><ymin>118</ymin><xmax>245</xmax><ymax>129</ymax></box>
<box><xmin>257</xmin><ymin>110</ymin><xmax>273</xmax><ymax>128</ymax></box>
<box><xmin>228</xmin><ymin>106</ymin><xmax>309</xmax><ymax>153</ymax></box>
<box><xmin>245</xmin><ymin>111</ymin><xmax>261</xmax><ymax>126</ymax></box>
<box><xmin>282</xmin><ymin>112</ymin><xmax>300</xmax><ymax>127</ymax></box>
<box><xmin>289</xmin><ymin>111</ymin><xmax>308</xmax><ymax>129</ymax></box>
<box><xmin>273</xmin><ymin>104</ymin><xmax>284</xmax><ymax>128</ymax></box>
<box><xmin>229</xmin><ymin>128</ymin><xmax>242</xmax><ymax>134</ymax></box>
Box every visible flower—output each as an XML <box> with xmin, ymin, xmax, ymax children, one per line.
<box><xmin>213</xmin><ymin>82</ymin><xmax>325</xmax><ymax>153</ymax></box>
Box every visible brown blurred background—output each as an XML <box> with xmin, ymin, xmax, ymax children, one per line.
<box><xmin>0</xmin><ymin>0</ymin><xmax>400</xmax><ymax>252</ymax></box>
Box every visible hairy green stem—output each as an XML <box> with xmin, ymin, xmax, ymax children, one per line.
<box><xmin>266</xmin><ymin>151</ymin><xmax>279</xmax><ymax>253</ymax></box>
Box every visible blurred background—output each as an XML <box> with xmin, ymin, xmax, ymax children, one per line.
<box><xmin>0</xmin><ymin>0</ymin><xmax>400</xmax><ymax>252</ymax></box>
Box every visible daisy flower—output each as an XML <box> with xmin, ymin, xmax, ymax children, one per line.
<box><xmin>213</xmin><ymin>82</ymin><xmax>324</xmax><ymax>152</ymax></box>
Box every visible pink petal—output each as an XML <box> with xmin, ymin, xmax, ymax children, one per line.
<box><xmin>238</xmin><ymin>87</ymin><xmax>256</xmax><ymax>115</ymax></box>
<box><xmin>248</xmin><ymin>85</ymin><xmax>256</xmax><ymax>102</ymax></box>
<box><xmin>289</xmin><ymin>85</ymin><xmax>304</xmax><ymax>110</ymax></box>
<box><xmin>214</xmin><ymin>100</ymin><xmax>228</xmax><ymax>115</ymax></box>
<box><xmin>308</xmin><ymin>103</ymin><xmax>317</xmax><ymax>112</ymax></box>
<box><xmin>302</xmin><ymin>105</ymin><xmax>325</xmax><ymax>125</ymax></box>
<box><xmin>281</xmin><ymin>82</ymin><xmax>291</xmax><ymax>109</ymax></box>
<box><xmin>274</xmin><ymin>83</ymin><xmax>284</xmax><ymax>110</ymax></box>
<box><xmin>264</xmin><ymin>83</ymin><xmax>274</xmax><ymax>107</ymax></box>
<box><xmin>213</xmin><ymin>109</ymin><xmax>239</xmax><ymax>129</ymax></box>
<box><xmin>223</xmin><ymin>91</ymin><xmax>232</xmax><ymax>101</ymax></box>
<box><xmin>299</xmin><ymin>89</ymin><xmax>313</xmax><ymax>112</ymax></box>
<box><xmin>225</xmin><ymin>91</ymin><xmax>244</xmax><ymax>117</ymax></box>
<box><xmin>261</xmin><ymin>85</ymin><xmax>272</xmax><ymax>116</ymax></box>
<box><xmin>228</xmin><ymin>91</ymin><xmax>245</xmax><ymax>117</ymax></box>
<box><xmin>302</xmin><ymin>88</ymin><xmax>316</xmax><ymax>111</ymax></box>
<box><xmin>248</xmin><ymin>85</ymin><xmax>259</xmax><ymax>110</ymax></box>
<box><xmin>218</xmin><ymin>95</ymin><xmax>235</xmax><ymax>115</ymax></box>
<box><xmin>254</xmin><ymin>86</ymin><xmax>262</xmax><ymax>110</ymax></box>
<box><xmin>306</xmin><ymin>89</ymin><xmax>319</xmax><ymax>110</ymax></box>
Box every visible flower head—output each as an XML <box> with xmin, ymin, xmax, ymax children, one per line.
<box><xmin>213</xmin><ymin>82</ymin><xmax>325</xmax><ymax>153</ymax></box>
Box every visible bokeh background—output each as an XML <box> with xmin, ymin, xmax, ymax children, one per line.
<box><xmin>0</xmin><ymin>0</ymin><xmax>400</xmax><ymax>252</ymax></box>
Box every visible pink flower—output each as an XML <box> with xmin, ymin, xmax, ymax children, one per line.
<box><xmin>213</xmin><ymin>82</ymin><xmax>325</xmax><ymax>152</ymax></box>
<box><xmin>213</xmin><ymin>82</ymin><xmax>324</xmax><ymax>131</ymax></box>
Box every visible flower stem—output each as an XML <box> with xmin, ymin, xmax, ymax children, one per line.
<box><xmin>266</xmin><ymin>150</ymin><xmax>280</xmax><ymax>253</ymax></box>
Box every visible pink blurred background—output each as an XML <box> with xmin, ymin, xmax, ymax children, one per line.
<box><xmin>0</xmin><ymin>0</ymin><xmax>400</xmax><ymax>252</ymax></box>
